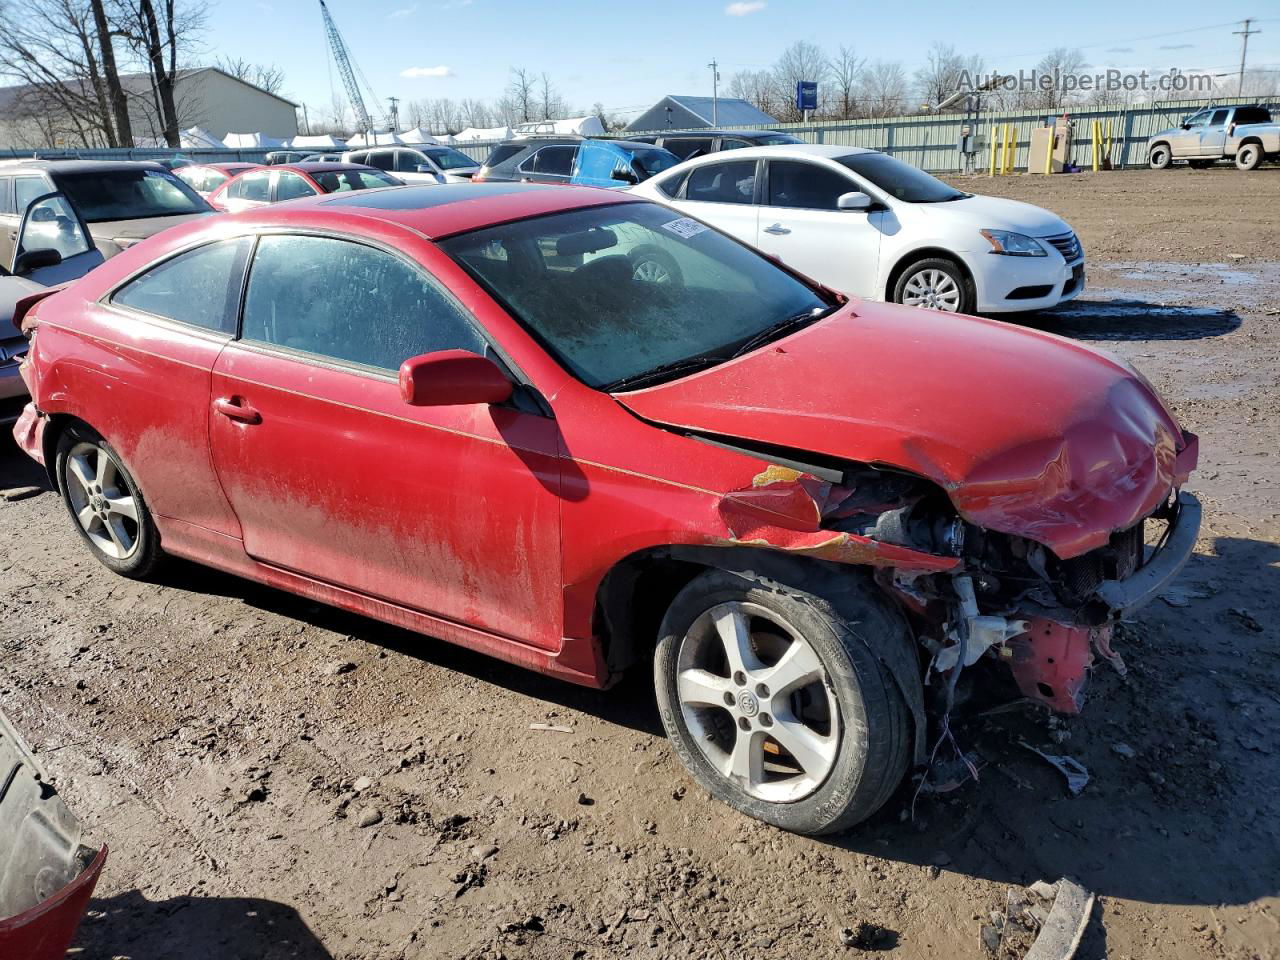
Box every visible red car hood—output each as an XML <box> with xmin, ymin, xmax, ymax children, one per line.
<box><xmin>616</xmin><ymin>301</ymin><xmax>1195</xmax><ymax>559</ymax></box>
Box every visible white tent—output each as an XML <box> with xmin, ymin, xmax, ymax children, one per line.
<box><xmin>223</xmin><ymin>131</ymin><xmax>286</xmax><ymax>149</ymax></box>
<box><xmin>399</xmin><ymin>128</ymin><xmax>441</xmax><ymax>145</ymax></box>
<box><xmin>345</xmin><ymin>131</ymin><xmax>405</xmax><ymax>148</ymax></box>
<box><xmin>454</xmin><ymin>125</ymin><xmax>513</xmax><ymax>143</ymax></box>
<box><xmin>513</xmin><ymin>116</ymin><xmax>605</xmax><ymax>138</ymax></box>
<box><xmin>287</xmin><ymin>133</ymin><xmax>347</xmax><ymax>150</ymax></box>
<box><xmin>179</xmin><ymin>126</ymin><xmax>226</xmax><ymax>148</ymax></box>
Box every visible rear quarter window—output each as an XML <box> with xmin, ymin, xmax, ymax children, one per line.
<box><xmin>111</xmin><ymin>237</ymin><xmax>251</xmax><ymax>333</ymax></box>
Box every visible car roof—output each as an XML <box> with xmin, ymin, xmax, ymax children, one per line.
<box><xmin>674</xmin><ymin>144</ymin><xmax>874</xmax><ymax>162</ymax></box>
<box><xmin>0</xmin><ymin>159</ymin><xmax>167</xmax><ymax>174</ymax></box>
<box><xmin>280</xmin><ymin>162</ymin><xmax>375</xmax><ymax>173</ymax></box>
<box><xmin>651</xmin><ymin>129</ymin><xmax>793</xmax><ymax>138</ymax></box>
<box><xmin>225</xmin><ymin>182</ymin><xmax>644</xmax><ymax>240</ymax></box>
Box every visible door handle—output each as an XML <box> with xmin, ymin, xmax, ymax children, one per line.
<box><xmin>763</xmin><ymin>223</ymin><xmax>791</xmax><ymax>235</ymax></box>
<box><xmin>213</xmin><ymin>396</ymin><xmax>261</xmax><ymax>424</ymax></box>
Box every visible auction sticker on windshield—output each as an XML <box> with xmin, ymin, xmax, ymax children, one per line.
<box><xmin>661</xmin><ymin>217</ymin><xmax>709</xmax><ymax>239</ymax></box>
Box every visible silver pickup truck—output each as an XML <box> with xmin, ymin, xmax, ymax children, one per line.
<box><xmin>1147</xmin><ymin>104</ymin><xmax>1279</xmax><ymax>171</ymax></box>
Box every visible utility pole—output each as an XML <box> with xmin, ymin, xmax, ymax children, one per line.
<box><xmin>1233</xmin><ymin>19</ymin><xmax>1261</xmax><ymax>97</ymax></box>
<box><xmin>708</xmin><ymin>59</ymin><xmax>720</xmax><ymax>125</ymax></box>
<box><xmin>388</xmin><ymin>96</ymin><xmax>400</xmax><ymax>133</ymax></box>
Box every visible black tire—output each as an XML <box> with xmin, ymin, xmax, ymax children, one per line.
<box><xmin>1235</xmin><ymin>143</ymin><xmax>1262</xmax><ymax>171</ymax></box>
<box><xmin>628</xmin><ymin>245</ymin><xmax>684</xmax><ymax>287</ymax></box>
<box><xmin>1149</xmin><ymin>144</ymin><xmax>1172</xmax><ymax>170</ymax></box>
<box><xmin>891</xmin><ymin>257</ymin><xmax>975</xmax><ymax>314</ymax></box>
<box><xmin>654</xmin><ymin>568</ymin><xmax>913</xmax><ymax>835</ymax></box>
<box><xmin>55</xmin><ymin>423</ymin><xmax>161</xmax><ymax>579</ymax></box>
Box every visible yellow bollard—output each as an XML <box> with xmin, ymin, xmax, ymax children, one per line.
<box><xmin>989</xmin><ymin>125</ymin><xmax>998</xmax><ymax>176</ymax></box>
<box><xmin>1105</xmin><ymin>118</ymin><xmax>1113</xmax><ymax>168</ymax></box>
<box><xmin>1044</xmin><ymin>126</ymin><xmax>1054</xmax><ymax>175</ymax></box>
<box><xmin>1091</xmin><ymin>120</ymin><xmax>1100</xmax><ymax>172</ymax></box>
<box><xmin>1003</xmin><ymin>124</ymin><xmax>1016</xmax><ymax>174</ymax></box>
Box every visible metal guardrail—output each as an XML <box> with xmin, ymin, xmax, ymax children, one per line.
<box><xmin>2</xmin><ymin>97</ymin><xmax>1269</xmax><ymax>174</ymax></box>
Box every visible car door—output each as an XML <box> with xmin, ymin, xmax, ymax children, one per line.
<box><xmin>1196</xmin><ymin>108</ymin><xmax>1231</xmax><ymax>156</ymax></box>
<box><xmin>10</xmin><ymin>193</ymin><xmax>104</xmax><ymax>283</ymax></box>
<box><xmin>393</xmin><ymin>148</ymin><xmax>443</xmax><ymax>184</ymax></box>
<box><xmin>1170</xmin><ymin>110</ymin><xmax>1209</xmax><ymax>157</ymax></box>
<box><xmin>517</xmin><ymin>145</ymin><xmax>578</xmax><ymax>184</ymax></box>
<box><xmin>207</xmin><ymin>232</ymin><xmax>565</xmax><ymax>648</ymax></box>
<box><xmin>272</xmin><ymin>170</ymin><xmax>318</xmax><ymax>203</ymax></box>
<box><xmin>1</xmin><ymin>175</ymin><xmax>52</xmax><ymax>266</ymax></box>
<box><xmin>670</xmin><ymin>158</ymin><xmax>760</xmax><ymax>246</ymax></box>
<box><xmin>754</xmin><ymin>159</ymin><xmax>882</xmax><ymax>298</ymax></box>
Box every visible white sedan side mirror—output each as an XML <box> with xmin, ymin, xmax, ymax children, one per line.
<box><xmin>837</xmin><ymin>191</ymin><xmax>872</xmax><ymax>211</ymax></box>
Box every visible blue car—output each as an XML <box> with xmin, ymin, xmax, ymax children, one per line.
<box><xmin>476</xmin><ymin>137</ymin><xmax>680</xmax><ymax>189</ymax></box>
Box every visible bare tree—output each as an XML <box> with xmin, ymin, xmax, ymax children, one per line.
<box><xmin>215</xmin><ymin>56</ymin><xmax>286</xmax><ymax>96</ymax></box>
<box><xmin>1027</xmin><ymin>47</ymin><xmax>1087</xmax><ymax>112</ymax></box>
<box><xmin>914</xmin><ymin>43</ymin><xmax>983</xmax><ymax>111</ymax></box>
<box><xmin>771</xmin><ymin>40</ymin><xmax>829</xmax><ymax>120</ymax></box>
<box><xmin>458</xmin><ymin>98</ymin><xmax>493</xmax><ymax>129</ymax></box>
<box><xmin>0</xmin><ymin>0</ymin><xmax>132</xmax><ymax>146</ymax></box>
<box><xmin>727</xmin><ymin>69</ymin><xmax>777</xmax><ymax>118</ymax></box>
<box><xmin>503</xmin><ymin>66</ymin><xmax>535</xmax><ymax>123</ymax></box>
<box><xmin>859</xmin><ymin>59</ymin><xmax>908</xmax><ymax>118</ymax></box>
<box><xmin>829</xmin><ymin>45</ymin><xmax>863</xmax><ymax>119</ymax></box>
<box><xmin>113</xmin><ymin>0</ymin><xmax>206</xmax><ymax>146</ymax></box>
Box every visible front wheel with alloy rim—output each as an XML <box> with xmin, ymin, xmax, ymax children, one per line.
<box><xmin>1235</xmin><ymin>143</ymin><xmax>1263</xmax><ymax>171</ymax></box>
<box><xmin>55</xmin><ymin>424</ymin><xmax>161</xmax><ymax>578</ymax></box>
<box><xmin>1149</xmin><ymin>144</ymin><xmax>1172</xmax><ymax>169</ymax></box>
<box><xmin>654</xmin><ymin>569</ymin><xmax>913</xmax><ymax>834</ymax></box>
<box><xmin>892</xmin><ymin>258</ymin><xmax>973</xmax><ymax>313</ymax></box>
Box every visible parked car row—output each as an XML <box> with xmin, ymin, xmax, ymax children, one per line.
<box><xmin>9</xmin><ymin>179</ymin><xmax>1199</xmax><ymax>836</ymax></box>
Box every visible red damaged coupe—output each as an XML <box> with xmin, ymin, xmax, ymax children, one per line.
<box><xmin>11</xmin><ymin>183</ymin><xmax>1199</xmax><ymax>833</ymax></box>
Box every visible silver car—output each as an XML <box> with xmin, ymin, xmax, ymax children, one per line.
<box><xmin>1147</xmin><ymin>104</ymin><xmax>1279</xmax><ymax>171</ymax></box>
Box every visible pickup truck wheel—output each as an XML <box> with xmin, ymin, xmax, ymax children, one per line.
<box><xmin>654</xmin><ymin>569</ymin><xmax>912</xmax><ymax>835</ymax></box>
<box><xmin>1148</xmin><ymin>144</ymin><xmax>1172</xmax><ymax>170</ymax></box>
<box><xmin>1235</xmin><ymin>143</ymin><xmax>1262</xmax><ymax>171</ymax></box>
<box><xmin>55</xmin><ymin>424</ymin><xmax>161</xmax><ymax>579</ymax></box>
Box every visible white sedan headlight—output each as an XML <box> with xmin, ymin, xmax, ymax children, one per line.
<box><xmin>980</xmin><ymin>229</ymin><xmax>1047</xmax><ymax>257</ymax></box>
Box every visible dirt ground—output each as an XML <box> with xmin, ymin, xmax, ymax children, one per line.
<box><xmin>2</xmin><ymin>167</ymin><xmax>1278</xmax><ymax>960</ymax></box>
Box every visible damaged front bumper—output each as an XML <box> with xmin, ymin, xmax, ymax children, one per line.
<box><xmin>1095</xmin><ymin>492</ymin><xmax>1201</xmax><ymax>618</ymax></box>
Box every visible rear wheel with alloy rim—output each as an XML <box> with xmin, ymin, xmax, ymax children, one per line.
<box><xmin>654</xmin><ymin>569</ymin><xmax>913</xmax><ymax>834</ymax></box>
<box><xmin>893</xmin><ymin>258</ymin><xmax>973</xmax><ymax>313</ymax></box>
<box><xmin>55</xmin><ymin>424</ymin><xmax>161</xmax><ymax>578</ymax></box>
<box><xmin>629</xmin><ymin>245</ymin><xmax>683</xmax><ymax>287</ymax></box>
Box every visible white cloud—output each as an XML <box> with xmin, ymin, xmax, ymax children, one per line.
<box><xmin>388</xmin><ymin>4</ymin><xmax>417</xmax><ymax>17</ymax></box>
<box><xmin>400</xmin><ymin>65</ymin><xmax>455</xmax><ymax>78</ymax></box>
<box><xmin>724</xmin><ymin>1</ymin><xmax>765</xmax><ymax>14</ymax></box>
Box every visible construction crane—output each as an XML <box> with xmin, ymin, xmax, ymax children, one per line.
<box><xmin>319</xmin><ymin>0</ymin><xmax>376</xmax><ymax>133</ymax></box>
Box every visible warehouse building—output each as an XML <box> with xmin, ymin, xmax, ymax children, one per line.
<box><xmin>0</xmin><ymin>67</ymin><xmax>298</xmax><ymax>149</ymax></box>
<box><xmin>625</xmin><ymin>95</ymin><xmax>778</xmax><ymax>133</ymax></box>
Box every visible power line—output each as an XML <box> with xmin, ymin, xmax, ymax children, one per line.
<box><xmin>1234</xmin><ymin>19</ymin><xmax>1262</xmax><ymax>96</ymax></box>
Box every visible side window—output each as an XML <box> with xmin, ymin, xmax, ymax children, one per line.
<box><xmin>238</xmin><ymin>171</ymin><xmax>271</xmax><ymax>203</ymax></box>
<box><xmin>365</xmin><ymin>151</ymin><xmax>395</xmax><ymax>171</ymax></box>
<box><xmin>275</xmin><ymin>172</ymin><xmax>316</xmax><ymax>201</ymax></box>
<box><xmin>666</xmin><ymin>138</ymin><xmax>714</xmax><ymax>160</ymax></box>
<box><xmin>17</xmin><ymin>194</ymin><xmax>92</xmax><ymax>261</ymax></box>
<box><xmin>720</xmin><ymin>138</ymin><xmax>752</xmax><ymax>151</ymax></box>
<box><xmin>1184</xmin><ymin>111</ymin><xmax>1209</xmax><ymax>128</ymax></box>
<box><xmin>394</xmin><ymin>150</ymin><xmax>425</xmax><ymax>173</ymax></box>
<box><xmin>0</xmin><ymin>177</ymin><xmax>13</xmax><ymax>215</ymax></box>
<box><xmin>112</xmin><ymin>237</ymin><xmax>250</xmax><ymax>333</ymax></box>
<box><xmin>524</xmin><ymin>146</ymin><xmax>577</xmax><ymax>177</ymax></box>
<box><xmin>484</xmin><ymin>144</ymin><xmax>524</xmax><ymax>168</ymax></box>
<box><xmin>1209</xmin><ymin>109</ymin><xmax>1229</xmax><ymax>126</ymax></box>
<box><xmin>347</xmin><ymin>152</ymin><xmax>367</xmax><ymax>165</ymax></box>
<box><xmin>241</xmin><ymin>235</ymin><xmax>488</xmax><ymax>372</ymax></box>
<box><xmin>15</xmin><ymin>176</ymin><xmax>49</xmax><ymax>214</ymax></box>
<box><xmin>766</xmin><ymin>160</ymin><xmax>857</xmax><ymax>210</ymax></box>
<box><xmin>685</xmin><ymin>160</ymin><xmax>757</xmax><ymax>205</ymax></box>
<box><xmin>655</xmin><ymin>169</ymin><xmax>690</xmax><ymax>199</ymax></box>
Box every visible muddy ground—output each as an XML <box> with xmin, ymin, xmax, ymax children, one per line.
<box><xmin>1</xmin><ymin>167</ymin><xmax>1277</xmax><ymax>960</ymax></box>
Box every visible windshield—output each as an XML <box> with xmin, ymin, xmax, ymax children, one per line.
<box><xmin>440</xmin><ymin>202</ymin><xmax>830</xmax><ymax>389</ymax></box>
<box><xmin>312</xmin><ymin>169</ymin><xmax>401</xmax><ymax>192</ymax></box>
<box><xmin>837</xmin><ymin>153</ymin><xmax>966</xmax><ymax>203</ymax></box>
<box><xmin>55</xmin><ymin>168</ymin><xmax>211</xmax><ymax>222</ymax></box>
<box><xmin>422</xmin><ymin>148</ymin><xmax>477</xmax><ymax>170</ymax></box>
<box><xmin>617</xmin><ymin>143</ymin><xmax>680</xmax><ymax>178</ymax></box>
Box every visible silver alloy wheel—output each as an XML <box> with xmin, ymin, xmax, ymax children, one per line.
<box><xmin>676</xmin><ymin>601</ymin><xmax>840</xmax><ymax>802</ymax></box>
<box><xmin>901</xmin><ymin>268</ymin><xmax>962</xmax><ymax>311</ymax></box>
<box><xmin>64</xmin><ymin>441</ymin><xmax>140</xmax><ymax>560</ymax></box>
<box><xmin>633</xmin><ymin>258</ymin><xmax>672</xmax><ymax>283</ymax></box>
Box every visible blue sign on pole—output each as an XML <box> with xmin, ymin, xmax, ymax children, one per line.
<box><xmin>796</xmin><ymin>81</ymin><xmax>817</xmax><ymax>112</ymax></box>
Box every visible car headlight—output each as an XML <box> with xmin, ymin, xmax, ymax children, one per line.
<box><xmin>980</xmin><ymin>229</ymin><xmax>1047</xmax><ymax>257</ymax></box>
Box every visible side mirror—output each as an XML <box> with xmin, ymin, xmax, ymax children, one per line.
<box><xmin>415</xmin><ymin>164</ymin><xmax>435</xmax><ymax>174</ymax></box>
<box><xmin>837</xmin><ymin>191</ymin><xmax>872</xmax><ymax>211</ymax></box>
<box><xmin>13</xmin><ymin>248</ymin><xmax>62</xmax><ymax>274</ymax></box>
<box><xmin>611</xmin><ymin>168</ymin><xmax>639</xmax><ymax>184</ymax></box>
<box><xmin>1180</xmin><ymin>122</ymin><xmax>1190</xmax><ymax>130</ymax></box>
<box><xmin>399</xmin><ymin>350</ymin><xmax>513</xmax><ymax>407</ymax></box>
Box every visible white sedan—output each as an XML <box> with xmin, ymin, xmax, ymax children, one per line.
<box><xmin>629</xmin><ymin>144</ymin><xmax>1084</xmax><ymax>314</ymax></box>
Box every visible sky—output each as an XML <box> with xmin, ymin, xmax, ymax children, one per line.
<box><xmin>206</xmin><ymin>0</ymin><xmax>1280</xmax><ymax>124</ymax></box>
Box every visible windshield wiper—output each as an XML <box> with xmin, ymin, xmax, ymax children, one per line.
<box><xmin>604</xmin><ymin>353</ymin><xmax>730</xmax><ymax>392</ymax></box>
<box><xmin>730</xmin><ymin>305</ymin><xmax>833</xmax><ymax>359</ymax></box>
